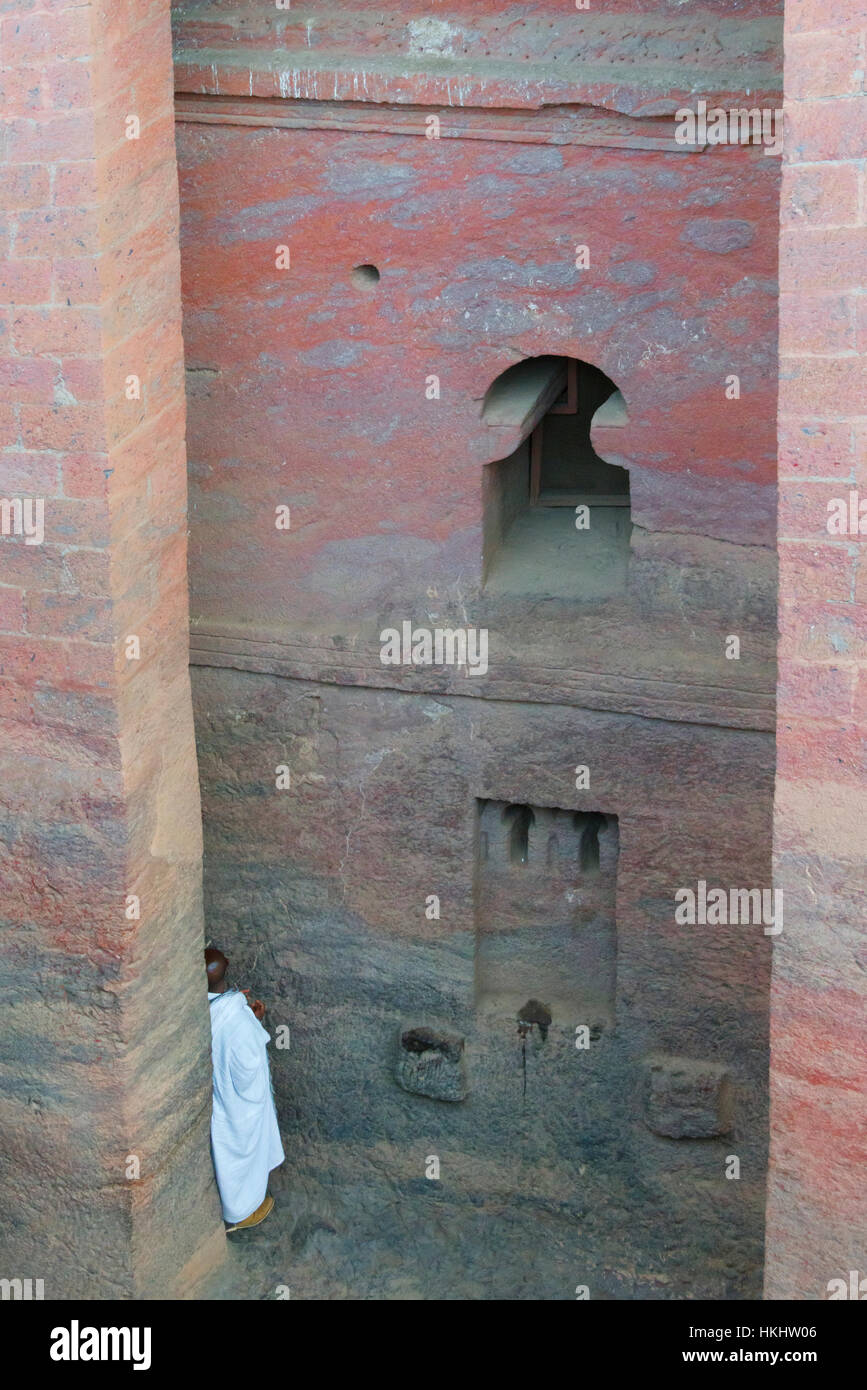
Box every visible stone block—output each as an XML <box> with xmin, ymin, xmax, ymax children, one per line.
<box><xmin>395</xmin><ymin>1026</ymin><xmax>468</xmax><ymax>1103</ymax></box>
<box><xmin>644</xmin><ymin>1055</ymin><xmax>733</xmax><ymax>1139</ymax></box>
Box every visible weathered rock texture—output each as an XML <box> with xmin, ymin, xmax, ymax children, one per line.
<box><xmin>14</xmin><ymin>0</ymin><xmax>862</xmax><ymax>1304</ymax></box>
<box><xmin>0</xmin><ymin>0</ymin><xmax>223</xmax><ymax>1297</ymax></box>
<box><xmin>172</xmin><ymin>0</ymin><xmax>782</xmax><ymax>116</ymax></box>
<box><xmin>645</xmin><ymin>1056</ymin><xmax>734</xmax><ymax>1140</ymax></box>
<box><xmin>171</xmin><ymin>0</ymin><xmax>782</xmax><ymax>1298</ymax></box>
<box><xmin>766</xmin><ymin>0</ymin><xmax>867</xmax><ymax>1302</ymax></box>
<box><xmin>192</xmin><ymin>671</ymin><xmax>773</xmax><ymax>1296</ymax></box>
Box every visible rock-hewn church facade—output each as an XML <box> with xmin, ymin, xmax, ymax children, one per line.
<box><xmin>0</xmin><ymin>0</ymin><xmax>863</xmax><ymax>1300</ymax></box>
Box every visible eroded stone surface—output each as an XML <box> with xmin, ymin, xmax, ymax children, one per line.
<box><xmin>395</xmin><ymin>1026</ymin><xmax>468</xmax><ymax>1102</ymax></box>
<box><xmin>191</xmin><ymin>668</ymin><xmax>772</xmax><ymax>1298</ymax></box>
<box><xmin>644</xmin><ymin>1055</ymin><xmax>734</xmax><ymax>1139</ymax></box>
<box><xmin>172</xmin><ymin>1</ymin><xmax>783</xmax><ymax>116</ymax></box>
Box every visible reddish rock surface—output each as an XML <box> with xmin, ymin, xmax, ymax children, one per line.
<box><xmin>174</xmin><ymin>0</ymin><xmax>781</xmax><ymax>1298</ymax></box>
<box><xmin>766</xmin><ymin>0</ymin><xmax>867</xmax><ymax>1302</ymax></box>
<box><xmin>0</xmin><ymin>0</ymin><xmax>223</xmax><ymax>1297</ymax></box>
<box><xmin>171</xmin><ymin>0</ymin><xmax>782</xmax><ymax>116</ymax></box>
<box><xmin>1</xmin><ymin>0</ymin><xmax>862</xmax><ymax>1304</ymax></box>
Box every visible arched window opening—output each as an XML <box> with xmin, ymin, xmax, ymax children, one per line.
<box><xmin>482</xmin><ymin>356</ymin><xmax>630</xmax><ymax>600</ymax></box>
<box><xmin>574</xmin><ymin>812</ymin><xmax>607</xmax><ymax>873</ymax></box>
<box><xmin>530</xmin><ymin>360</ymin><xmax>628</xmax><ymax>508</ymax></box>
<box><xmin>503</xmin><ymin>803</ymin><xmax>534</xmax><ymax>865</ymax></box>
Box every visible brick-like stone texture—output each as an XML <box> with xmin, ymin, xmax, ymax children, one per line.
<box><xmin>0</xmin><ymin>0</ymin><xmax>223</xmax><ymax>1297</ymax></box>
<box><xmin>767</xmin><ymin>2</ymin><xmax>867</xmax><ymax>1301</ymax></box>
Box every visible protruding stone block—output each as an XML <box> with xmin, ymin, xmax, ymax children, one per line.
<box><xmin>395</xmin><ymin>1026</ymin><xmax>468</xmax><ymax>1102</ymax></box>
<box><xmin>644</xmin><ymin>1055</ymin><xmax>733</xmax><ymax>1138</ymax></box>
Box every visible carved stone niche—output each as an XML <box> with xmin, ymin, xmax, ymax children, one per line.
<box><xmin>395</xmin><ymin>1026</ymin><xmax>468</xmax><ymax>1103</ymax></box>
<box><xmin>643</xmin><ymin>1055</ymin><xmax>734</xmax><ymax>1139</ymax></box>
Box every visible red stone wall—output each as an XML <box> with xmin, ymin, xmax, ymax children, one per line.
<box><xmin>0</xmin><ymin>0</ymin><xmax>223</xmax><ymax>1296</ymax></box>
<box><xmin>172</xmin><ymin>0</ymin><xmax>782</xmax><ymax>115</ymax></box>
<box><xmin>177</xmin><ymin>113</ymin><xmax>780</xmax><ymax>713</ymax></box>
<box><xmin>11</xmin><ymin>0</ymin><xmax>864</xmax><ymax>1303</ymax></box>
<box><xmin>174</xmin><ymin>2</ymin><xmax>782</xmax><ymax>1298</ymax></box>
<box><xmin>767</xmin><ymin>0</ymin><xmax>867</xmax><ymax>1300</ymax></box>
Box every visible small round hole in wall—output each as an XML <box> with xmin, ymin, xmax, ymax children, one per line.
<box><xmin>351</xmin><ymin>264</ymin><xmax>380</xmax><ymax>290</ymax></box>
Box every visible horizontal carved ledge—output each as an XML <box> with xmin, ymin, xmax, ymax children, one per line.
<box><xmin>174</xmin><ymin>95</ymin><xmax>732</xmax><ymax>154</ymax></box>
<box><xmin>188</xmin><ymin>628</ymin><xmax>775</xmax><ymax>731</ymax></box>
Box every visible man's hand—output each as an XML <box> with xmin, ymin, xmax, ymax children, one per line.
<box><xmin>251</xmin><ymin>999</ymin><xmax>266</xmax><ymax>1021</ymax></box>
<box><xmin>241</xmin><ymin>988</ymin><xmax>266</xmax><ymax>1021</ymax></box>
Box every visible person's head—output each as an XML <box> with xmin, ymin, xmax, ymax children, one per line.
<box><xmin>204</xmin><ymin>946</ymin><xmax>229</xmax><ymax>992</ymax></box>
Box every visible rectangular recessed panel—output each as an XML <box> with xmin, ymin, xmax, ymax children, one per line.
<box><xmin>475</xmin><ymin>799</ymin><xmax>619</xmax><ymax>1025</ymax></box>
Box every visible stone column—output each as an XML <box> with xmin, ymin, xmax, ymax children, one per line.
<box><xmin>0</xmin><ymin>0</ymin><xmax>224</xmax><ymax>1296</ymax></box>
<box><xmin>767</xmin><ymin>0</ymin><xmax>867</xmax><ymax>1300</ymax></box>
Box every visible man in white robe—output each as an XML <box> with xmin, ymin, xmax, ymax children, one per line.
<box><xmin>205</xmin><ymin>947</ymin><xmax>285</xmax><ymax>1230</ymax></box>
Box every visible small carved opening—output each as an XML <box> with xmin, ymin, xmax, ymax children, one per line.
<box><xmin>401</xmin><ymin>1027</ymin><xmax>463</xmax><ymax>1063</ymax></box>
<box><xmin>517</xmin><ymin>998</ymin><xmax>552</xmax><ymax>1040</ymax></box>
<box><xmin>503</xmin><ymin>803</ymin><xmax>534</xmax><ymax>864</ymax></box>
<box><xmin>351</xmin><ymin>263</ymin><xmax>380</xmax><ymax>289</ymax></box>
<box><xmin>574</xmin><ymin>812</ymin><xmax>607</xmax><ymax>873</ymax></box>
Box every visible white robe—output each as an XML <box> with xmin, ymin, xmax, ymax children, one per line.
<box><xmin>208</xmin><ymin>989</ymin><xmax>285</xmax><ymax>1224</ymax></box>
